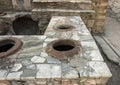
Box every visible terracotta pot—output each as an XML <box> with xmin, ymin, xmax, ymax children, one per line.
<box><xmin>0</xmin><ymin>12</ymin><xmax>6</xmax><ymax>16</ymax></box>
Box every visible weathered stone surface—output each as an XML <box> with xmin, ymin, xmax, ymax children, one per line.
<box><xmin>33</xmin><ymin>0</ymin><xmax>93</xmax><ymax>10</ymax></box>
<box><xmin>36</xmin><ymin>64</ymin><xmax>61</xmax><ymax>78</ymax></box>
<box><xmin>47</xmin><ymin>57</ymin><xmax>61</xmax><ymax>64</ymax></box>
<box><xmin>22</xmin><ymin>60</ymin><xmax>33</xmax><ymax>66</ymax></box>
<box><xmin>35</xmin><ymin>79</ymin><xmax>47</xmax><ymax>85</ymax></box>
<box><xmin>41</xmin><ymin>52</ymin><xmax>48</xmax><ymax>58</ymax></box>
<box><xmin>107</xmin><ymin>0</ymin><xmax>120</xmax><ymax>22</ymax></box>
<box><xmin>6</xmin><ymin>71</ymin><xmax>23</xmax><ymax>80</ymax></box>
<box><xmin>21</xmin><ymin>69</ymin><xmax>36</xmax><ymax>80</ymax></box>
<box><xmin>62</xmin><ymin>63</ymin><xmax>79</xmax><ymax>78</ymax></box>
<box><xmin>12</xmin><ymin>0</ymin><xmax>32</xmax><ymax>11</ymax></box>
<box><xmin>0</xmin><ymin>16</ymin><xmax>112</xmax><ymax>85</ymax></box>
<box><xmin>11</xmin><ymin>63</ymin><xmax>22</xmax><ymax>72</ymax></box>
<box><xmin>26</xmin><ymin>64</ymin><xmax>36</xmax><ymax>70</ymax></box>
<box><xmin>0</xmin><ymin>70</ymin><xmax>8</xmax><ymax>80</ymax></box>
<box><xmin>31</xmin><ymin>56</ymin><xmax>46</xmax><ymax>63</ymax></box>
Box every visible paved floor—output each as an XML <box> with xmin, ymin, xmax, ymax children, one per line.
<box><xmin>104</xmin><ymin>17</ymin><xmax>120</xmax><ymax>57</ymax></box>
<box><xmin>100</xmin><ymin>51</ymin><xmax>120</xmax><ymax>85</ymax></box>
<box><xmin>101</xmin><ymin>16</ymin><xmax>120</xmax><ymax>85</ymax></box>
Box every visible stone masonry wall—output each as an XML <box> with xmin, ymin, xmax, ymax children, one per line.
<box><xmin>107</xmin><ymin>0</ymin><xmax>120</xmax><ymax>22</ymax></box>
<box><xmin>2</xmin><ymin>0</ymin><xmax>120</xmax><ymax>34</ymax></box>
<box><xmin>0</xmin><ymin>0</ymin><xmax>32</xmax><ymax>11</ymax></box>
<box><xmin>0</xmin><ymin>0</ymin><xmax>13</xmax><ymax>11</ymax></box>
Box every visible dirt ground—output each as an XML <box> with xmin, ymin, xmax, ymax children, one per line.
<box><xmin>100</xmin><ymin>17</ymin><xmax>120</xmax><ymax>85</ymax></box>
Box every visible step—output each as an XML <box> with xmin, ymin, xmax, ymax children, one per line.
<box><xmin>32</xmin><ymin>0</ymin><xmax>93</xmax><ymax>10</ymax></box>
<box><xmin>32</xmin><ymin>8</ymin><xmax>95</xmax><ymax>14</ymax></box>
<box><xmin>33</xmin><ymin>0</ymin><xmax>92</xmax><ymax>3</ymax></box>
<box><xmin>32</xmin><ymin>8</ymin><xmax>95</xmax><ymax>20</ymax></box>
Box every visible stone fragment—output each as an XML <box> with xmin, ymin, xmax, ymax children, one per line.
<box><xmin>38</xmin><ymin>36</ymin><xmax>46</xmax><ymax>40</ymax></box>
<box><xmin>36</xmin><ymin>64</ymin><xmax>61</xmax><ymax>78</ymax></box>
<box><xmin>47</xmin><ymin>57</ymin><xmax>61</xmax><ymax>64</ymax></box>
<box><xmin>0</xmin><ymin>81</ymin><xmax>10</xmax><ymax>85</ymax></box>
<box><xmin>35</xmin><ymin>79</ymin><xmax>47</xmax><ymax>85</ymax></box>
<box><xmin>31</xmin><ymin>56</ymin><xmax>46</xmax><ymax>63</ymax></box>
<box><xmin>11</xmin><ymin>63</ymin><xmax>22</xmax><ymax>72</ymax></box>
<box><xmin>41</xmin><ymin>52</ymin><xmax>48</xmax><ymax>58</ymax></box>
<box><xmin>0</xmin><ymin>70</ymin><xmax>8</xmax><ymax>80</ymax></box>
<box><xmin>21</xmin><ymin>69</ymin><xmax>36</xmax><ymax>80</ymax></box>
<box><xmin>26</xmin><ymin>64</ymin><xmax>36</xmax><ymax>70</ymax></box>
<box><xmin>6</xmin><ymin>71</ymin><xmax>23</xmax><ymax>80</ymax></box>
<box><xmin>43</xmin><ymin>43</ymin><xmax>47</xmax><ymax>48</ymax></box>
<box><xmin>22</xmin><ymin>60</ymin><xmax>32</xmax><ymax>66</ymax></box>
<box><xmin>62</xmin><ymin>69</ymin><xmax>79</xmax><ymax>78</ymax></box>
<box><xmin>27</xmin><ymin>81</ymin><xmax>35</xmax><ymax>85</ymax></box>
<box><xmin>62</xmin><ymin>63</ymin><xmax>78</xmax><ymax>78</ymax></box>
<box><xmin>84</xmin><ymin>79</ymin><xmax>96</xmax><ymax>85</ymax></box>
<box><xmin>71</xmin><ymin>34</ymin><xmax>80</xmax><ymax>40</ymax></box>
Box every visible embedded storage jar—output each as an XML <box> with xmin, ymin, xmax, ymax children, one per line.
<box><xmin>0</xmin><ymin>37</ymin><xmax>23</xmax><ymax>58</ymax></box>
<box><xmin>45</xmin><ymin>39</ymin><xmax>81</xmax><ymax>59</ymax></box>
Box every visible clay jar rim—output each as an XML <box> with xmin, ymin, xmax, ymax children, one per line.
<box><xmin>53</xmin><ymin>24</ymin><xmax>75</xmax><ymax>32</ymax></box>
<box><xmin>45</xmin><ymin>39</ymin><xmax>81</xmax><ymax>59</ymax></box>
<box><xmin>0</xmin><ymin>37</ymin><xmax>23</xmax><ymax>58</ymax></box>
<box><xmin>0</xmin><ymin>12</ymin><xmax>7</xmax><ymax>16</ymax></box>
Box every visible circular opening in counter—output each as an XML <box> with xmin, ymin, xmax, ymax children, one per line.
<box><xmin>45</xmin><ymin>39</ymin><xmax>81</xmax><ymax>59</ymax></box>
<box><xmin>0</xmin><ymin>37</ymin><xmax>23</xmax><ymax>58</ymax></box>
<box><xmin>54</xmin><ymin>24</ymin><xmax>75</xmax><ymax>32</ymax></box>
<box><xmin>53</xmin><ymin>40</ymin><xmax>74</xmax><ymax>51</ymax></box>
<box><xmin>12</xmin><ymin>17</ymin><xmax>39</xmax><ymax>35</ymax></box>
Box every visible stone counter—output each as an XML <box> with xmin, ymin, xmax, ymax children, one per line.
<box><xmin>0</xmin><ymin>16</ymin><xmax>112</xmax><ymax>85</ymax></box>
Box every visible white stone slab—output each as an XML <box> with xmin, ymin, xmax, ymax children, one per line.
<box><xmin>6</xmin><ymin>71</ymin><xmax>23</xmax><ymax>80</ymax></box>
<box><xmin>11</xmin><ymin>63</ymin><xmax>22</xmax><ymax>72</ymax></box>
<box><xmin>31</xmin><ymin>56</ymin><xmax>46</xmax><ymax>63</ymax></box>
<box><xmin>0</xmin><ymin>70</ymin><xmax>8</xmax><ymax>80</ymax></box>
<box><xmin>36</xmin><ymin>64</ymin><xmax>61</xmax><ymax>78</ymax></box>
<box><xmin>88</xmin><ymin>61</ymin><xmax>112</xmax><ymax>77</ymax></box>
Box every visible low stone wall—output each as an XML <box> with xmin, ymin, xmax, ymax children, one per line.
<box><xmin>107</xmin><ymin>0</ymin><xmax>120</xmax><ymax>22</ymax></box>
<box><xmin>0</xmin><ymin>0</ymin><xmax>12</xmax><ymax>11</ymax></box>
<box><xmin>0</xmin><ymin>0</ymin><xmax>32</xmax><ymax>11</ymax></box>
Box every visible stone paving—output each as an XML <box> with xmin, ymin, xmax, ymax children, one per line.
<box><xmin>0</xmin><ymin>16</ymin><xmax>112</xmax><ymax>85</ymax></box>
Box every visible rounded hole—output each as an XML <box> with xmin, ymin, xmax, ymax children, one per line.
<box><xmin>54</xmin><ymin>24</ymin><xmax>75</xmax><ymax>31</ymax></box>
<box><xmin>53</xmin><ymin>40</ymin><xmax>75</xmax><ymax>51</ymax></box>
<box><xmin>54</xmin><ymin>45</ymin><xmax>74</xmax><ymax>51</ymax></box>
<box><xmin>0</xmin><ymin>37</ymin><xmax>23</xmax><ymax>58</ymax></box>
<box><xmin>12</xmin><ymin>17</ymin><xmax>39</xmax><ymax>35</ymax></box>
<box><xmin>58</xmin><ymin>25</ymin><xmax>71</xmax><ymax>29</ymax></box>
<box><xmin>0</xmin><ymin>40</ymin><xmax>15</xmax><ymax>53</ymax></box>
<box><xmin>46</xmin><ymin>39</ymin><xmax>81</xmax><ymax>59</ymax></box>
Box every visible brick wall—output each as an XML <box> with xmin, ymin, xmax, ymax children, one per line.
<box><xmin>92</xmin><ymin>0</ymin><xmax>108</xmax><ymax>34</ymax></box>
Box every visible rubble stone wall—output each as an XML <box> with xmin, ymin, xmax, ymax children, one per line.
<box><xmin>0</xmin><ymin>0</ymin><xmax>13</xmax><ymax>11</ymax></box>
<box><xmin>0</xmin><ymin>0</ymin><xmax>32</xmax><ymax>11</ymax></box>
<box><xmin>107</xmin><ymin>0</ymin><xmax>120</xmax><ymax>22</ymax></box>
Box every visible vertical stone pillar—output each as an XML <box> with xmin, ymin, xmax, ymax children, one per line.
<box><xmin>92</xmin><ymin>0</ymin><xmax>108</xmax><ymax>34</ymax></box>
<box><xmin>23</xmin><ymin>0</ymin><xmax>32</xmax><ymax>10</ymax></box>
<box><xmin>12</xmin><ymin>0</ymin><xmax>32</xmax><ymax>11</ymax></box>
